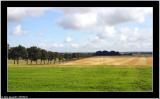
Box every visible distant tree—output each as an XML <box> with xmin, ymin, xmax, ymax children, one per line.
<box><xmin>8</xmin><ymin>45</ymin><xmax>27</xmax><ymax>64</ymax></box>
<box><xmin>58</xmin><ymin>53</ymin><xmax>63</xmax><ymax>63</ymax></box>
<box><xmin>96</xmin><ymin>51</ymin><xmax>102</xmax><ymax>56</ymax></box>
<box><xmin>69</xmin><ymin>53</ymin><xmax>73</xmax><ymax>60</ymax></box>
<box><xmin>8</xmin><ymin>47</ymin><xmax>18</xmax><ymax>64</ymax></box>
<box><xmin>40</xmin><ymin>49</ymin><xmax>48</xmax><ymax>64</ymax></box>
<box><xmin>64</xmin><ymin>53</ymin><xmax>68</xmax><ymax>61</ymax></box>
<box><xmin>25</xmin><ymin>48</ymin><xmax>29</xmax><ymax>64</ymax></box>
<box><xmin>19</xmin><ymin>46</ymin><xmax>28</xmax><ymax>64</ymax></box>
<box><xmin>54</xmin><ymin>52</ymin><xmax>58</xmax><ymax>64</ymax></box>
<box><xmin>72</xmin><ymin>53</ymin><xmax>77</xmax><ymax>59</ymax></box>
<box><xmin>47</xmin><ymin>51</ymin><xmax>56</xmax><ymax>64</ymax></box>
<box><xmin>18</xmin><ymin>45</ymin><xmax>28</xmax><ymax>61</ymax></box>
<box><xmin>103</xmin><ymin>50</ymin><xmax>109</xmax><ymax>55</ymax></box>
<box><xmin>27</xmin><ymin>46</ymin><xmax>41</xmax><ymax>64</ymax></box>
<box><xmin>95</xmin><ymin>50</ymin><xmax>120</xmax><ymax>56</ymax></box>
<box><xmin>76</xmin><ymin>53</ymin><xmax>80</xmax><ymax>59</ymax></box>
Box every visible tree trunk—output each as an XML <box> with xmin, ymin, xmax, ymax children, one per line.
<box><xmin>48</xmin><ymin>59</ymin><xmax>49</xmax><ymax>64</ymax></box>
<box><xmin>17</xmin><ymin>59</ymin><xmax>19</xmax><ymax>64</ymax></box>
<box><xmin>26</xmin><ymin>59</ymin><xmax>28</xmax><ymax>64</ymax></box>
<box><xmin>14</xmin><ymin>60</ymin><xmax>15</xmax><ymax>64</ymax></box>
<box><xmin>44</xmin><ymin>60</ymin><xmax>45</xmax><ymax>64</ymax></box>
<box><xmin>41</xmin><ymin>59</ymin><xmax>42</xmax><ymax>64</ymax></box>
<box><xmin>36</xmin><ymin>60</ymin><xmax>37</xmax><ymax>64</ymax></box>
<box><xmin>31</xmin><ymin>60</ymin><xmax>32</xmax><ymax>64</ymax></box>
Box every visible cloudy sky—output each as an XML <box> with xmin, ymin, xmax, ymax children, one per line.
<box><xmin>7</xmin><ymin>7</ymin><xmax>153</xmax><ymax>52</ymax></box>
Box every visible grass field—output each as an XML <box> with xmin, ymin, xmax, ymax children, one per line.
<box><xmin>8</xmin><ymin>56</ymin><xmax>153</xmax><ymax>92</ymax></box>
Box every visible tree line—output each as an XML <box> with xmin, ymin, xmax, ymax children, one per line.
<box><xmin>8</xmin><ymin>44</ymin><xmax>122</xmax><ymax>64</ymax></box>
<box><xmin>95</xmin><ymin>50</ymin><xmax>121</xmax><ymax>56</ymax></box>
<box><xmin>8</xmin><ymin>44</ymin><xmax>93</xmax><ymax>64</ymax></box>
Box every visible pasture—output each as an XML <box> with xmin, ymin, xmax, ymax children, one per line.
<box><xmin>8</xmin><ymin>56</ymin><xmax>153</xmax><ymax>92</ymax></box>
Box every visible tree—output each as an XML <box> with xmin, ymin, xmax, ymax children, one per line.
<box><xmin>8</xmin><ymin>45</ymin><xmax>27</xmax><ymax>64</ymax></box>
<box><xmin>54</xmin><ymin>52</ymin><xmax>58</xmax><ymax>64</ymax></box>
<box><xmin>8</xmin><ymin>47</ymin><xmax>18</xmax><ymax>64</ymax></box>
<box><xmin>71</xmin><ymin>53</ymin><xmax>80</xmax><ymax>60</ymax></box>
<box><xmin>27</xmin><ymin>46</ymin><xmax>41</xmax><ymax>64</ymax></box>
<box><xmin>17</xmin><ymin>45</ymin><xmax>28</xmax><ymax>63</ymax></box>
<box><xmin>47</xmin><ymin>51</ymin><xmax>56</xmax><ymax>64</ymax></box>
<box><xmin>20</xmin><ymin>46</ymin><xmax>27</xmax><ymax>64</ymax></box>
<box><xmin>95</xmin><ymin>50</ymin><xmax>121</xmax><ymax>56</ymax></box>
<box><xmin>64</xmin><ymin>53</ymin><xmax>70</xmax><ymax>61</ymax></box>
<box><xmin>76</xmin><ymin>53</ymin><xmax>80</xmax><ymax>59</ymax></box>
<box><xmin>58</xmin><ymin>53</ymin><xmax>63</xmax><ymax>63</ymax></box>
<box><xmin>40</xmin><ymin>49</ymin><xmax>48</xmax><ymax>64</ymax></box>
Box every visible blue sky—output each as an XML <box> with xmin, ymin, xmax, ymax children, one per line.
<box><xmin>7</xmin><ymin>7</ymin><xmax>153</xmax><ymax>52</ymax></box>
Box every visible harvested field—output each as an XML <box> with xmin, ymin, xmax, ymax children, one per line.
<box><xmin>62</xmin><ymin>56</ymin><xmax>152</xmax><ymax>67</ymax></box>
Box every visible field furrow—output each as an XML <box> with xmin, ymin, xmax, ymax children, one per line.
<box><xmin>134</xmin><ymin>57</ymin><xmax>147</xmax><ymax>66</ymax></box>
<box><xmin>146</xmin><ymin>57</ymin><xmax>153</xmax><ymax>66</ymax></box>
<box><xmin>61</xmin><ymin>56</ymin><xmax>152</xmax><ymax>67</ymax></box>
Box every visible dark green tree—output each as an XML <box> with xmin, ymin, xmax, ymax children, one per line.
<box><xmin>40</xmin><ymin>49</ymin><xmax>48</xmax><ymax>64</ymax></box>
<box><xmin>8</xmin><ymin>47</ymin><xmax>18</xmax><ymax>64</ymax></box>
<box><xmin>58</xmin><ymin>53</ymin><xmax>63</xmax><ymax>63</ymax></box>
<box><xmin>27</xmin><ymin>46</ymin><xmax>41</xmax><ymax>64</ymax></box>
<box><xmin>8</xmin><ymin>45</ymin><xmax>27</xmax><ymax>64</ymax></box>
<box><xmin>47</xmin><ymin>51</ymin><xmax>56</xmax><ymax>64</ymax></box>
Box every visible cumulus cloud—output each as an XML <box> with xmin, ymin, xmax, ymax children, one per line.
<box><xmin>58</xmin><ymin>7</ymin><xmax>152</xmax><ymax>30</ymax></box>
<box><xmin>97</xmin><ymin>26</ymin><xmax>116</xmax><ymax>39</ymax></box>
<box><xmin>119</xmin><ymin>27</ymin><xmax>152</xmax><ymax>43</ymax></box>
<box><xmin>12</xmin><ymin>24</ymin><xmax>26</xmax><ymax>36</ymax></box>
<box><xmin>59</xmin><ymin>7</ymin><xmax>92</xmax><ymax>14</ymax></box>
<box><xmin>8</xmin><ymin>7</ymin><xmax>152</xmax><ymax>52</ymax></box>
<box><xmin>65</xmin><ymin>36</ymin><xmax>80</xmax><ymax>49</ymax></box>
<box><xmin>59</xmin><ymin>12</ymin><xmax>97</xmax><ymax>29</ymax></box>
<box><xmin>97</xmin><ymin>8</ymin><xmax>150</xmax><ymax>25</ymax></box>
<box><xmin>84</xmin><ymin>26</ymin><xmax>152</xmax><ymax>52</ymax></box>
<box><xmin>7</xmin><ymin>7</ymin><xmax>51</xmax><ymax>22</ymax></box>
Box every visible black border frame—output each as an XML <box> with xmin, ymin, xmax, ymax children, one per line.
<box><xmin>1</xmin><ymin>1</ymin><xmax>159</xmax><ymax>98</ymax></box>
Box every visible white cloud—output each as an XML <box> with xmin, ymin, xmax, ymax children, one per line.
<box><xmin>97</xmin><ymin>26</ymin><xmax>116</xmax><ymax>39</ymax></box>
<box><xmin>59</xmin><ymin>7</ymin><xmax>92</xmax><ymax>14</ymax></box>
<box><xmin>38</xmin><ymin>42</ymin><xmax>64</xmax><ymax>51</ymax></box>
<box><xmin>120</xmin><ymin>34</ymin><xmax>127</xmax><ymax>41</ymax></box>
<box><xmin>65</xmin><ymin>36</ymin><xmax>80</xmax><ymax>49</ymax></box>
<box><xmin>58</xmin><ymin>7</ymin><xmax>152</xmax><ymax>30</ymax></box>
<box><xmin>7</xmin><ymin>7</ymin><xmax>51</xmax><ymax>22</ymax></box>
<box><xmin>59</xmin><ymin>12</ymin><xmax>97</xmax><ymax>29</ymax></box>
<box><xmin>8</xmin><ymin>7</ymin><xmax>152</xmax><ymax>52</ymax></box>
<box><xmin>59</xmin><ymin>44</ymin><xmax>64</xmax><ymax>48</ymax></box>
<box><xmin>84</xmin><ymin>26</ymin><xmax>152</xmax><ymax>52</ymax></box>
<box><xmin>65</xmin><ymin>36</ymin><xmax>73</xmax><ymax>43</ymax></box>
<box><xmin>71</xmin><ymin>43</ymin><xmax>79</xmax><ymax>48</ymax></box>
<box><xmin>52</xmin><ymin>43</ymin><xmax>64</xmax><ymax>48</ymax></box>
<box><xmin>12</xmin><ymin>24</ymin><xmax>26</xmax><ymax>36</ymax></box>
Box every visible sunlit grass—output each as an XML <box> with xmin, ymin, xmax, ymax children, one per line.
<box><xmin>8</xmin><ymin>64</ymin><xmax>152</xmax><ymax>92</ymax></box>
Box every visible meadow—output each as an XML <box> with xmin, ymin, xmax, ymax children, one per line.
<box><xmin>8</xmin><ymin>56</ymin><xmax>153</xmax><ymax>92</ymax></box>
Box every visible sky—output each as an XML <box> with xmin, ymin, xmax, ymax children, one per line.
<box><xmin>7</xmin><ymin>7</ymin><xmax>153</xmax><ymax>52</ymax></box>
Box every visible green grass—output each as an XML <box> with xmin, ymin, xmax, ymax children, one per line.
<box><xmin>8</xmin><ymin>65</ymin><xmax>152</xmax><ymax>92</ymax></box>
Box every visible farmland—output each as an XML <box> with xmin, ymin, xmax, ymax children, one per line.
<box><xmin>8</xmin><ymin>56</ymin><xmax>153</xmax><ymax>92</ymax></box>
